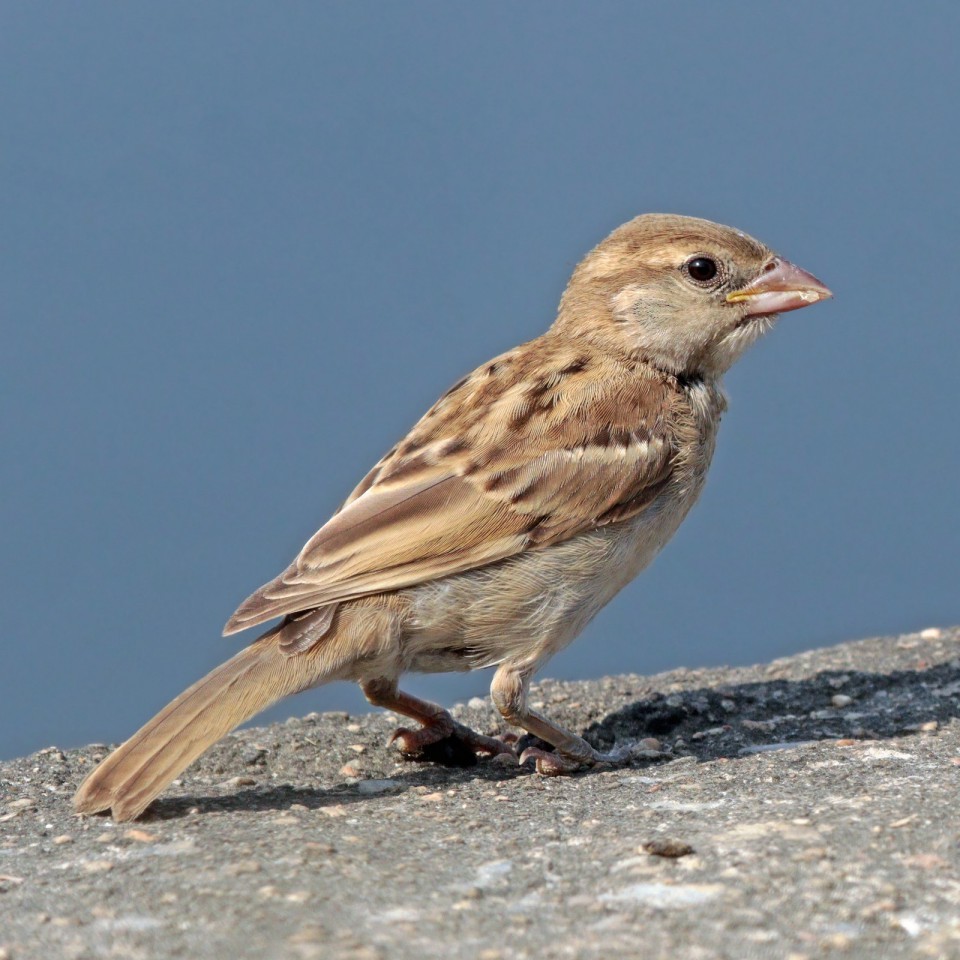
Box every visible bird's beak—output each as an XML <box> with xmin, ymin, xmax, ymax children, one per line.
<box><xmin>726</xmin><ymin>257</ymin><xmax>832</xmax><ymax>317</ymax></box>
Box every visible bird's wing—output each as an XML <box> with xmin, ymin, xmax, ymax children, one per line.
<box><xmin>224</xmin><ymin>340</ymin><xmax>680</xmax><ymax>635</ymax></box>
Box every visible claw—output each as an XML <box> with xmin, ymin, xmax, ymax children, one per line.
<box><xmin>387</xmin><ymin>727</ymin><xmax>422</xmax><ymax>755</ymax></box>
<box><xmin>518</xmin><ymin>741</ymin><xmax>642</xmax><ymax>776</ymax></box>
<box><xmin>519</xmin><ymin>746</ymin><xmax>583</xmax><ymax>776</ymax></box>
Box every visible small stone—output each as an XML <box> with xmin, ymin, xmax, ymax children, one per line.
<box><xmin>341</xmin><ymin>947</ymin><xmax>381</xmax><ymax>960</ymax></box>
<box><xmin>348</xmin><ymin>744</ymin><xmax>367</xmax><ymax>754</ymax></box>
<box><xmin>52</xmin><ymin>835</ymin><xmax>73</xmax><ymax>845</ymax></box>
<box><xmin>920</xmin><ymin>720</ymin><xmax>939</xmax><ymax>732</ymax></box>
<box><xmin>793</xmin><ymin>846</ymin><xmax>829</xmax><ymax>862</ymax></box>
<box><xmin>345</xmin><ymin>723</ymin><xmax>362</xmax><ymax>733</ymax></box>
<box><xmin>691</xmin><ymin>726</ymin><xmax>728</xmax><ymax>740</ymax></box>
<box><xmin>286</xmin><ymin>890</ymin><xmax>311</xmax><ymax>903</ymax></box>
<box><xmin>820</xmin><ymin>932</ymin><xmax>853</xmax><ymax>951</ymax></box>
<box><xmin>6</xmin><ymin>798</ymin><xmax>36</xmax><ymax>811</ymax></box>
<box><xmin>643</xmin><ymin>839</ymin><xmax>695</xmax><ymax>858</ymax></box>
<box><xmin>257</xmin><ymin>885</ymin><xmax>280</xmax><ymax>899</ymax></box>
<box><xmin>81</xmin><ymin>860</ymin><xmax>114</xmax><ymax>874</ymax></box>
<box><xmin>903</xmin><ymin>853</ymin><xmax>947</xmax><ymax>870</ymax></box>
<box><xmin>272</xmin><ymin>815</ymin><xmax>299</xmax><ymax>825</ymax></box>
<box><xmin>339</xmin><ymin>763</ymin><xmax>362</xmax><ymax>777</ymax></box>
<box><xmin>860</xmin><ymin>899</ymin><xmax>897</xmax><ymax>918</ymax></box>
<box><xmin>123</xmin><ymin>829</ymin><xmax>158</xmax><ymax>843</ymax></box>
<box><xmin>419</xmin><ymin>792</ymin><xmax>444</xmax><ymax>802</ymax></box>
<box><xmin>288</xmin><ymin>924</ymin><xmax>327</xmax><ymax>944</ymax></box>
<box><xmin>220</xmin><ymin>776</ymin><xmax>256</xmax><ymax>789</ymax></box>
<box><xmin>831</xmin><ymin>695</ymin><xmax>854</xmax><ymax>708</ymax></box>
<box><xmin>638</xmin><ymin>737</ymin><xmax>661</xmax><ymax>752</ymax></box>
<box><xmin>919</xmin><ymin>627</ymin><xmax>942</xmax><ymax>640</ymax></box>
<box><xmin>490</xmin><ymin>753</ymin><xmax>518</xmax><ymax>767</ymax></box>
<box><xmin>889</xmin><ymin>816</ymin><xmax>916</xmax><ymax>828</ymax></box>
<box><xmin>468</xmin><ymin>697</ymin><xmax>488</xmax><ymax>710</ymax></box>
<box><xmin>289</xmin><ymin>803</ymin><xmax>309</xmax><ymax>813</ymax></box>
<box><xmin>304</xmin><ymin>842</ymin><xmax>336</xmax><ymax>856</ymax></box>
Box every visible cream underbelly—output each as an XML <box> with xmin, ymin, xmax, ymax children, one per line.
<box><xmin>401</xmin><ymin>476</ymin><xmax>706</xmax><ymax>676</ymax></box>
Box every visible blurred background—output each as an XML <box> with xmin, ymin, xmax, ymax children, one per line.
<box><xmin>3</xmin><ymin>3</ymin><xmax>958</xmax><ymax>760</ymax></box>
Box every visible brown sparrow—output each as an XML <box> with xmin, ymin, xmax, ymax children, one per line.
<box><xmin>75</xmin><ymin>214</ymin><xmax>831</xmax><ymax>820</ymax></box>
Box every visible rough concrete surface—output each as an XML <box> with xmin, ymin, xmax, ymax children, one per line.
<box><xmin>2</xmin><ymin>626</ymin><xmax>960</xmax><ymax>959</ymax></box>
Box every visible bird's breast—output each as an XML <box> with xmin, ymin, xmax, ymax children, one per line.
<box><xmin>398</xmin><ymin>379</ymin><xmax>724</xmax><ymax>676</ymax></box>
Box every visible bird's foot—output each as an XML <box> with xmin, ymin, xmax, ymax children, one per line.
<box><xmin>516</xmin><ymin>734</ymin><xmax>640</xmax><ymax>776</ymax></box>
<box><xmin>389</xmin><ymin>718</ymin><xmax>515</xmax><ymax>768</ymax></box>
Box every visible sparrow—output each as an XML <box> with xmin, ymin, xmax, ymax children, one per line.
<box><xmin>74</xmin><ymin>214</ymin><xmax>831</xmax><ymax>821</ymax></box>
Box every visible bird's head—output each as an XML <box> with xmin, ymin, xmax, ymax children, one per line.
<box><xmin>554</xmin><ymin>213</ymin><xmax>831</xmax><ymax>379</ymax></box>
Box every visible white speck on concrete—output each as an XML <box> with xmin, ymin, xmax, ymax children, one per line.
<box><xmin>739</xmin><ymin>740</ymin><xmax>816</xmax><ymax>755</ymax></box>
<box><xmin>357</xmin><ymin>779</ymin><xmax>400</xmax><ymax>795</ymax></box>
<box><xmin>474</xmin><ymin>860</ymin><xmax>513</xmax><ymax>887</ymax></box>
<box><xmin>600</xmin><ymin>883</ymin><xmax>723</xmax><ymax>909</ymax></box>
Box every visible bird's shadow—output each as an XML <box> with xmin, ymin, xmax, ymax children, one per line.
<box><xmin>143</xmin><ymin>657</ymin><xmax>960</xmax><ymax>821</ymax></box>
<box><xmin>585</xmin><ymin>658</ymin><xmax>960</xmax><ymax>757</ymax></box>
<box><xmin>145</xmin><ymin>761</ymin><xmax>515</xmax><ymax>821</ymax></box>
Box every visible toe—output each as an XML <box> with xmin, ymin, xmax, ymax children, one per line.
<box><xmin>387</xmin><ymin>727</ymin><xmax>423</xmax><ymax>756</ymax></box>
<box><xmin>518</xmin><ymin>746</ymin><xmax>581</xmax><ymax>776</ymax></box>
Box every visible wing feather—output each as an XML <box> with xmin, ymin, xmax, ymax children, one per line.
<box><xmin>224</xmin><ymin>338</ymin><xmax>681</xmax><ymax>635</ymax></box>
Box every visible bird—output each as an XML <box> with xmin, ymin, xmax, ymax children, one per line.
<box><xmin>74</xmin><ymin>213</ymin><xmax>831</xmax><ymax>821</ymax></box>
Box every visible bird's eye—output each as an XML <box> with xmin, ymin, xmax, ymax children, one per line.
<box><xmin>685</xmin><ymin>256</ymin><xmax>719</xmax><ymax>283</ymax></box>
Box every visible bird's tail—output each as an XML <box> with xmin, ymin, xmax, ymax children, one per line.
<box><xmin>74</xmin><ymin>624</ymin><xmax>335</xmax><ymax>822</ymax></box>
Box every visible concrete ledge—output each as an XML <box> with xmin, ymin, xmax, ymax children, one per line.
<box><xmin>2</xmin><ymin>626</ymin><xmax>959</xmax><ymax>959</ymax></box>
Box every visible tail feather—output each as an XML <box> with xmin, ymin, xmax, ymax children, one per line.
<box><xmin>74</xmin><ymin>627</ymin><xmax>332</xmax><ymax>821</ymax></box>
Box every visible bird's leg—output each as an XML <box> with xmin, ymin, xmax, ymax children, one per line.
<box><xmin>360</xmin><ymin>678</ymin><xmax>513</xmax><ymax>767</ymax></box>
<box><xmin>490</xmin><ymin>665</ymin><xmax>630</xmax><ymax>775</ymax></box>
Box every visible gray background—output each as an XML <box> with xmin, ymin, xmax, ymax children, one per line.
<box><xmin>3</xmin><ymin>3</ymin><xmax>958</xmax><ymax>761</ymax></box>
